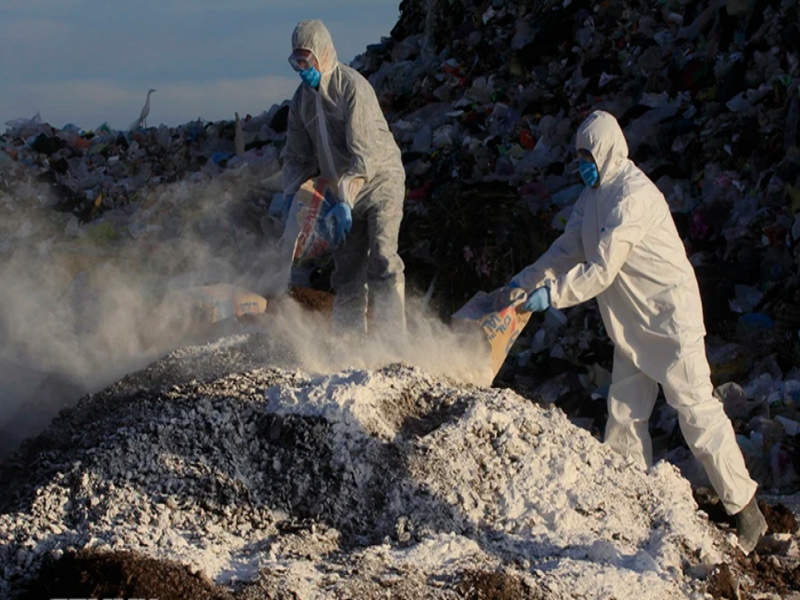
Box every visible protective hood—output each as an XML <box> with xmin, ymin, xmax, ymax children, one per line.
<box><xmin>575</xmin><ymin>110</ymin><xmax>629</xmax><ymax>186</ymax></box>
<box><xmin>291</xmin><ymin>20</ymin><xmax>339</xmax><ymax>76</ymax></box>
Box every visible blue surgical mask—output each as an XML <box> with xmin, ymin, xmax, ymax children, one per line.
<box><xmin>579</xmin><ymin>160</ymin><xmax>599</xmax><ymax>188</ymax></box>
<box><xmin>299</xmin><ymin>66</ymin><xmax>321</xmax><ymax>88</ymax></box>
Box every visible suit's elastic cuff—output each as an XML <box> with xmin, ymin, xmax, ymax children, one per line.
<box><xmin>543</xmin><ymin>279</ymin><xmax>556</xmax><ymax>307</ymax></box>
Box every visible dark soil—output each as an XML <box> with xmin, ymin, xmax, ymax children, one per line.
<box><xmin>761</xmin><ymin>502</ymin><xmax>799</xmax><ymax>534</ymax></box>
<box><xmin>707</xmin><ymin>563</ymin><xmax>740</xmax><ymax>599</ymax></box>
<box><xmin>456</xmin><ymin>569</ymin><xmax>545</xmax><ymax>600</ymax></box>
<box><xmin>693</xmin><ymin>490</ymin><xmax>800</xmax><ymax>600</ymax></box>
<box><xmin>709</xmin><ymin>554</ymin><xmax>800</xmax><ymax>600</ymax></box>
<box><xmin>288</xmin><ymin>285</ymin><xmax>335</xmax><ymax>313</ymax></box>
<box><xmin>694</xmin><ymin>487</ymin><xmax>736</xmax><ymax>527</ymax></box>
<box><xmin>745</xmin><ymin>555</ymin><xmax>800</xmax><ymax>596</ymax></box>
<box><xmin>20</xmin><ymin>548</ymin><xmax>235</xmax><ymax>600</ymax></box>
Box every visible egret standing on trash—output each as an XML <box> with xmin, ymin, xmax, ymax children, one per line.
<box><xmin>505</xmin><ymin>110</ymin><xmax>767</xmax><ymax>554</ymax></box>
<box><xmin>130</xmin><ymin>89</ymin><xmax>156</xmax><ymax>131</ymax></box>
<box><xmin>281</xmin><ymin>19</ymin><xmax>406</xmax><ymax>336</ymax></box>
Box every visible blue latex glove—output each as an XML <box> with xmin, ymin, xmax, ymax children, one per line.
<box><xmin>280</xmin><ymin>194</ymin><xmax>294</xmax><ymax>226</ymax></box>
<box><xmin>325</xmin><ymin>198</ymin><xmax>352</xmax><ymax>248</ymax></box>
<box><xmin>523</xmin><ymin>287</ymin><xmax>551</xmax><ymax>312</ymax></box>
<box><xmin>507</xmin><ymin>281</ymin><xmax>550</xmax><ymax>312</ymax></box>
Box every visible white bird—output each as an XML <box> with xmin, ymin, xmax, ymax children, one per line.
<box><xmin>130</xmin><ymin>88</ymin><xmax>156</xmax><ymax>130</ymax></box>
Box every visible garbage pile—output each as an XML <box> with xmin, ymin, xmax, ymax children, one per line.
<box><xmin>0</xmin><ymin>350</ymin><xmax>740</xmax><ymax>599</ymax></box>
<box><xmin>0</xmin><ymin>109</ymin><xmax>287</xmax><ymax>232</ymax></box>
<box><xmin>0</xmin><ymin>104</ymin><xmax>294</xmax><ymax>334</ymax></box>
<box><xmin>344</xmin><ymin>0</ymin><xmax>800</xmax><ymax>494</ymax></box>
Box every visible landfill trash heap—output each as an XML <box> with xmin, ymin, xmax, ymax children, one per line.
<box><xmin>0</xmin><ymin>107</ymin><xmax>287</xmax><ymax>225</ymax></box>
<box><xmin>346</xmin><ymin>0</ymin><xmax>800</xmax><ymax>493</ymax></box>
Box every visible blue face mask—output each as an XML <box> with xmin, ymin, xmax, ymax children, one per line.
<box><xmin>579</xmin><ymin>160</ymin><xmax>599</xmax><ymax>188</ymax></box>
<box><xmin>299</xmin><ymin>66</ymin><xmax>321</xmax><ymax>88</ymax></box>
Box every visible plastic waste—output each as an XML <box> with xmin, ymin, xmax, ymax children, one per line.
<box><xmin>729</xmin><ymin>285</ymin><xmax>764</xmax><ymax>314</ymax></box>
<box><xmin>715</xmin><ymin>382</ymin><xmax>754</xmax><ymax>421</ymax></box>
<box><xmin>736</xmin><ymin>313</ymin><xmax>775</xmax><ymax>340</ymax></box>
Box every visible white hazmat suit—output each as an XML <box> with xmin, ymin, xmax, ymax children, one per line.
<box><xmin>512</xmin><ymin>111</ymin><xmax>757</xmax><ymax>515</ymax></box>
<box><xmin>282</xmin><ymin>20</ymin><xmax>406</xmax><ymax>334</ymax></box>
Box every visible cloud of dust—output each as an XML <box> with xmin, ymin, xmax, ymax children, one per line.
<box><xmin>254</xmin><ymin>293</ymin><xmax>493</xmax><ymax>386</ymax></box>
<box><xmin>0</xmin><ymin>165</ymin><xmax>493</xmax><ymax>459</ymax></box>
<box><xmin>0</xmin><ymin>165</ymin><xmax>286</xmax><ymax>457</ymax></box>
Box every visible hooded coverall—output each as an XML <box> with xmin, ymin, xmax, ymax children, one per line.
<box><xmin>512</xmin><ymin>111</ymin><xmax>757</xmax><ymax>514</ymax></box>
<box><xmin>282</xmin><ymin>19</ymin><xmax>406</xmax><ymax>334</ymax></box>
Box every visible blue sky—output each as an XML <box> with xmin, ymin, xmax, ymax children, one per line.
<box><xmin>0</xmin><ymin>0</ymin><xmax>402</xmax><ymax>130</ymax></box>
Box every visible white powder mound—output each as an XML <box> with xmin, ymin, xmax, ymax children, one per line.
<box><xmin>0</xmin><ymin>336</ymin><xmax>730</xmax><ymax>599</ymax></box>
<box><xmin>264</xmin><ymin>368</ymin><xmax>725</xmax><ymax>599</ymax></box>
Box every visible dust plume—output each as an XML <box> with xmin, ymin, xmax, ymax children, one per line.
<box><xmin>253</xmin><ymin>292</ymin><xmax>493</xmax><ymax>386</ymax></box>
<box><xmin>0</xmin><ymin>167</ymin><xmax>492</xmax><ymax>460</ymax></box>
<box><xmin>0</xmin><ymin>166</ymin><xmax>283</xmax><ymax>458</ymax></box>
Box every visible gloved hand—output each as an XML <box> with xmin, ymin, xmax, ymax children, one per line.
<box><xmin>325</xmin><ymin>199</ymin><xmax>352</xmax><ymax>248</ymax></box>
<box><xmin>521</xmin><ymin>286</ymin><xmax>550</xmax><ymax>312</ymax></box>
<box><xmin>280</xmin><ymin>194</ymin><xmax>294</xmax><ymax>226</ymax></box>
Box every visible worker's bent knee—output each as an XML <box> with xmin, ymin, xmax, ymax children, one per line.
<box><xmin>367</xmin><ymin>252</ymin><xmax>404</xmax><ymax>280</ymax></box>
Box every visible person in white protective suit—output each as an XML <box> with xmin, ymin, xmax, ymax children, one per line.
<box><xmin>508</xmin><ymin>110</ymin><xmax>767</xmax><ymax>553</ymax></box>
<box><xmin>281</xmin><ymin>19</ymin><xmax>406</xmax><ymax>335</ymax></box>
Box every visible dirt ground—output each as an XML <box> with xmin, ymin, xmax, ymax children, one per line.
<box><xmin>19</xmin><ymin>549</ymin><xmax>235</xmax><ymax>600</ymax></box>
<box><xmin>708</xmin><ymin>554</ymin><xmax>800</xmax><ymax>600</ymax></box>
<box><xmin>20</xmin><ymin>549</ymin><xmax>550</xmax><ymax>600</ymax></box>
<box><xmin>19</xmin><ymin>524</ymin><xmax>800</xmax><ymax>600</ymax></box>
<box><xmin>696</xmin><ymin>493</ymin><xmax>800</xmax><ymax>600</ymax></box>
<box><xmin>761</xmin><ymin>502</ymin><xmax>799</xmax><ymax>534</ymax></box>
<box><xmin>456</xmin><ymin>569</ymin><xmax>545</xmax><ymax>600</ymax></box>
